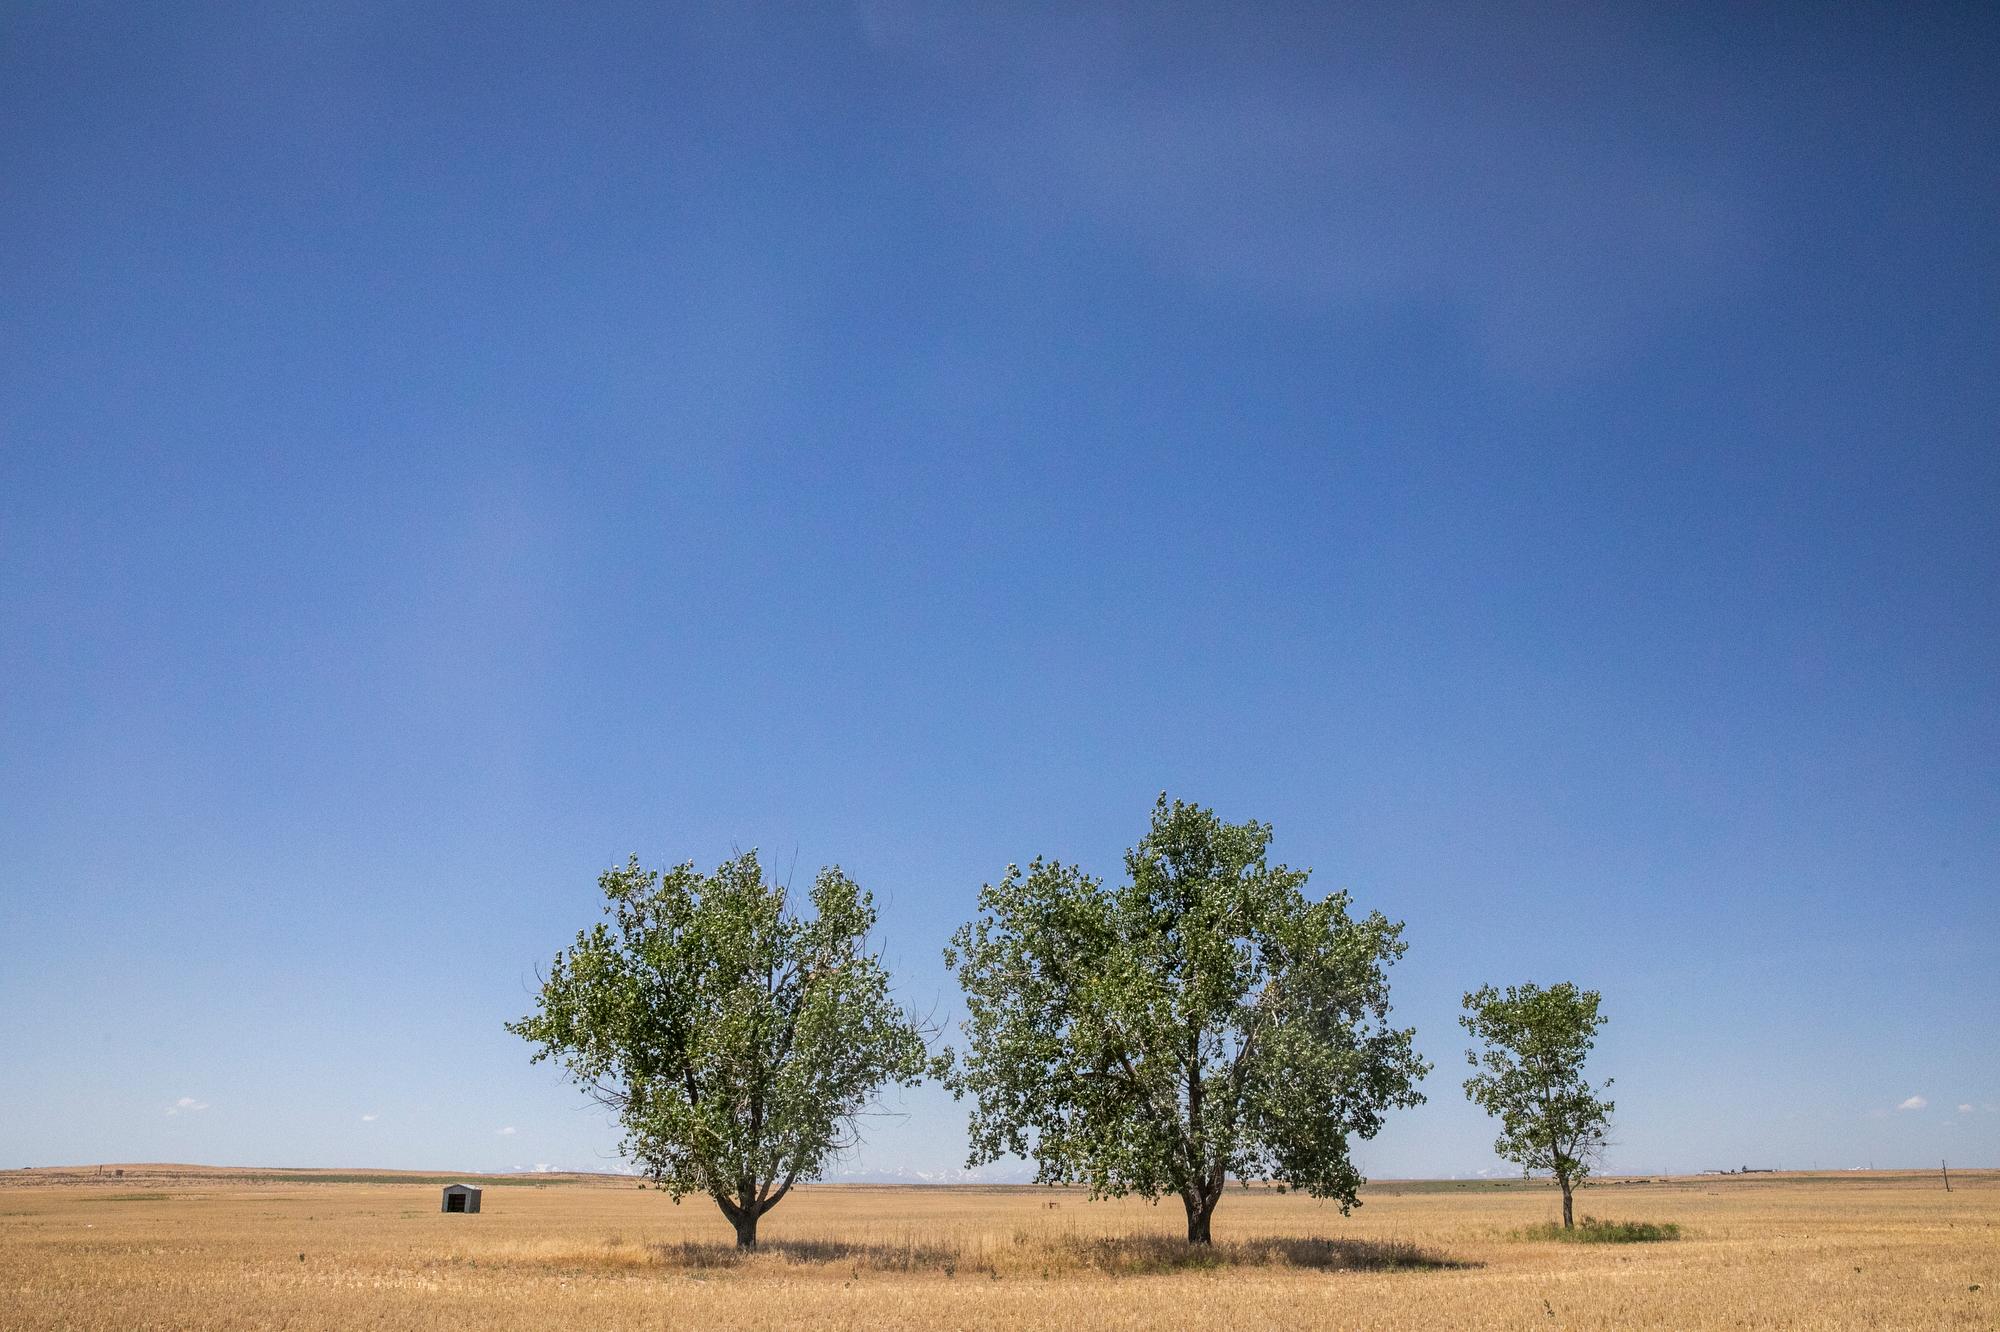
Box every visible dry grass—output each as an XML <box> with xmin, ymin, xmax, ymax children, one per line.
<box><xmin>0</xmin><ymin>1165</ymin><xmax>1993</xmax><ymax>1329</ymax></box>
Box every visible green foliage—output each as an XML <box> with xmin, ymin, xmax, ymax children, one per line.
<box><xmin>1515</xmin><ymin>1216</ymin><xmax>1679</xmax><ymax>1243</ymax></box>
<box><xmin>944</xmin><ymin>795</ymin><xmax>1429</xmax><ymax>1241</ymax></box>
<box><xmin>1460</xmin><ymin>981</ymin><xmax>1615</xmax><ymax>1226</ymax></box>
<box><xmin>508</xmin><ymin>852</ymin><xmax>938</xmax><ymax>1244</ymax></box>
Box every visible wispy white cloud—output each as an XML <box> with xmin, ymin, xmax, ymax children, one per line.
<box><xmin>860</xmin><ymin>4</ymin><xmax>1758</xmax><ymax>379</ymax></box>
<box><xmin>1960</xmin><ymin>1104</ymin><xmax>1975</xmax><ymax>1114</ymax></box>
<box><xmin>497</xmin><ymin>1126</ymin><xmax>516</xmax><ymax>1137</ymax></box>
<box><xmin>165</xmin><ymin>1097</ymin><xmax>209</xmax><ymax>1116</ymax></box>
<box><xmin>360</xmin><ymin>1113</ymin><xmax>379</xmax><ymax>1123</ymax></box>
<box><xmin>1896</xmin><ymin>1095</ymin><xmax>1927</xmax><ymax>1111</ymax></box>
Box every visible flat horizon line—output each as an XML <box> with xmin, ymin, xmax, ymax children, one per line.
<box><xmin>6</xmin><ymin>1162</ymin><xmax>1990</xmax><ymax>1184</ymax></box>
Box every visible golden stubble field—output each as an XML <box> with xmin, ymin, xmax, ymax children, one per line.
<box><xmin>0</xmin><ymin>1166</ymin><xmax>1992</xmax><ymax>1330</ymax></box>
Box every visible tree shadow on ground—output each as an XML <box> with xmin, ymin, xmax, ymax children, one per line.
<box><xmin>647</xmin><ymin>1237</ymin><xmax>962</xmax><ymax>1271</ymax></box>
<box><xmin>1511</xmin><ymin>1216</ymin><xmax>1682</xmax><ymax>1244</ymax></box>
<box><xmin>641</xmin><ymin>1233</ymin><xmax>1476</xmax><ymax>1276</ymax></box>
<box><xmin>1065</xmin><ymin>1234</ymin><xmax>1478</xmax><ymax>1274</ymax></box>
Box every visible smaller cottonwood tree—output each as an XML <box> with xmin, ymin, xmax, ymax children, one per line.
<box><xmin>509</xmin><ymin>852</ymin><xmax>937</xmax><ymax>1247</ymax></box>
<box><xmin>1460</xmin><ymin>982</ymin><xmax>1614</xmax><ymax>1228</ymax></box>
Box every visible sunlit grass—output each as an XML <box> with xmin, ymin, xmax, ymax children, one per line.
<box><xmin>1</xmin><ymin>1168</ymin><xmax>1990</xmax><ymax>1330</ymax></box>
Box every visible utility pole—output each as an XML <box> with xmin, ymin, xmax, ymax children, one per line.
<box><xmin>1942</xmin><ymin>1159</ymin><xmax>1952</xmax><ymax>1192</ymax></box>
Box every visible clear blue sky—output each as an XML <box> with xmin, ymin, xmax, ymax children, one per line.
<box><xmin>3</xmin><ymin>3</ymin><xmax>1994</xmax><ymax>1181</ymax></box>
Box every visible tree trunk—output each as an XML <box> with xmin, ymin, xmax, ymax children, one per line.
<box><xmin>1183</xmin><ymin>1191</ymin><xmax>1218</xmax><ymax>1244</ymax></box>
<box><xmin>1186</xmin><ymin>1205</ymin><xmax>1212</xmax><ymax>1244</ymax></box>
<box><xmin>715</xmin><ymin>1194</ymin><xmax>760</xmax><ymax>1249</ymax></box>
<box><xmin>1560</xmin><ymin>1178</ymin><xmax>1574</xmax><ymax>1230</ymax></box>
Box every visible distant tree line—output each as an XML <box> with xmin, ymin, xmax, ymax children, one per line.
<box><xmin>511</xmin><ymin>795</ymin><xmax>1614</xmax><ymax>1247</ymax></box>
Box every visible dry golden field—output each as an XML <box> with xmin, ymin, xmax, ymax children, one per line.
<box><xmin>0</xmin><ymin>1165</ymin><xmax>1992</xmax><ymax>1330</ymax></box>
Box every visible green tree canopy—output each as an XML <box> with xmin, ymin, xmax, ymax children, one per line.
<box><xmin>944</xmin><ymin>795</ymin><xmax>1429</xmax><ymax>1243</ymax></box>
<box><xmin>509</xmin><ymin>852</ymin><xmax>937</xmax><ymax>1247</ymax></box>
<box><xmin>1460</xmin><ymin>981</ymin><xmax>1615</xmax><ymax>1228</ymax></box>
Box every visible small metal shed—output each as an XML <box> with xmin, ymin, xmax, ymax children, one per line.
<box><xmin>440</xmin><ymin>1183</ymin><xmax>482</xmax><ymax>1214</ymax></box>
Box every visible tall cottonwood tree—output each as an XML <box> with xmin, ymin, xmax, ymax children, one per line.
<box><xmin>1460</xmin><ymin>982</ymin><xmax>1614</xmax><ymax>1229</ymax></box>
<box><xmin>510</xmin><ymin>852</ymin><xmax>936</xmax><ymax>1247</ymax></box>
<box><xmin>945</xmin><ymin>796</ymin><xmax>1429</xmax><ymax>1243</ymax></box>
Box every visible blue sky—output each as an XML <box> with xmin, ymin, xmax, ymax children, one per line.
<box><xmin>2</xmin><ymin>2</ymin><xmax>1995</xmax><ymax>1181</ymax></box>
